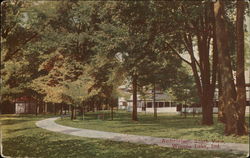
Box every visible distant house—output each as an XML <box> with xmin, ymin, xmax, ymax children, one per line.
<box><xmin>118</xmin><ymin>88</ymin><xmax>182</xmax><ymax>113</ymax></box>
<box><xmin>118</xmin><ymin>68</ymin><xmax>250</xmax><ymax>114</ymax></box>
<box><xmin>14</xmin><ymin>97</ymin><xmax>36</xmax><ymax>114</ymax></box>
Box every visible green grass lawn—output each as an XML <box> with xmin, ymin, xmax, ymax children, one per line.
<box><xmin>0</xmin><ymin>114</ymin><xmax>247</xmax><ymax>158</ymax></box>
<box><xmin>56</xmin><ymin>110</ymin><xmax>250</xmax><ymax>144</ymax></box>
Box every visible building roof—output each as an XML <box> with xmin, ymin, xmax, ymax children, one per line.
<box><xmin>15</xmin><ymin>97</ymin><xmax>35</xmax><ymax>102</ymax></box>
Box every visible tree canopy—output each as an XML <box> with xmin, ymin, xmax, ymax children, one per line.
<box><xmin>1</xmin><ymin>0</ymin><xmax>248</xmax><ymax>135</ymax></box>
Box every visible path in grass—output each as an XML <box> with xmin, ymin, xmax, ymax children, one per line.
<box><xmin>2</xmin><ymin>115</ymin><xmax>246</xmax><ymax>158</ymax></box>
<box><xmin>56</xmin><ymin>112</ymin><xmax>249</xmax><ymax>144</ymax></box>
<box><xmin>36</xmin><ymin>117</ymin><xmax>249</xmax><ymax>154</ymax></box>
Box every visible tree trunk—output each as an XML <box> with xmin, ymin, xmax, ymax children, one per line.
<box><xmin>214</xmin><ymin>0</ymin><xmax>238</xmax><ymax>135</ymax></box>
<box><xmin>132</xmin><ymin>74</ymin><xmax>138</xmax><ymax>121</ymax></box>
<box><xmin>64</xmin><ymin>105</ymin><xmax>67</xmax><ymax>115</ymax></box>
<box><xmin>211</xmin><ymin>2</ymin><xmax>226</xmax><ymax>124</ymax></box>
<box><xmin>92</xmin><ymin>100</ymin><xmax>95</xmax><ymax>112</ymax></box>
<box><xmin>184</xmin><ymin>103</ymin><xmax>187</xmax><ymax>118</ymax></box>
<box><xmin>44</xmin><ymin>102</ymin><xmax>47</xmax><ymax>114</ymax></box>
<box><xmin>184</xmin><ymin>33</ymin><xmax>214</xmax><ymax>125</ymax></box>
<box><xmin>54</xmin><ymin>103</ymin><xmax>56</xmax><ymax>115</ymax></box>
<box><xmin>60</xmin><ymin>104</ymin><xmax>63</xmax><ymax>115</ymax></box>
<box><xmin>198</xmin><ymin>40</ymin><xmax>213</xmax><ymax>125</ymax></box>
<box><xmin>74</xmin><ymin>107</ymin><xmax>76</xmax><ymax>119</ymax></box>
<box><xmin>181</xmin><ymin>104</ymin><xmax>183</xmax><ymax>116</ymax></box>
<box><xmin>193</xmin><ymin>106</ymin><xmax>195</xmax><ymax>117</ymax></box>
<box><xmin>236</xmin><ymin>0</ymin><xmax>248</xmax><ymax>135</ymax></box>
<box><xmin>37</xmin><ymin>104</ymin><xmax>40</xmax><ymax>115</ymax></box>
<box><xmin>201</xmin><ymin>95</ymin><xmax>213</xmax><ymax>125</ymax></box>
<box><xmin>35</xmin><ymin>102</ymin><xmax>38</xmax><ymax>116</ymax></box>
<box><xmin>218</xmin><ymin>69</ymin><xmax>226</xmax><ymax>123</ymax></box>
<box><xmin>71</xmin><ymin>105</ymin><xmax>74</xmax><ymax>120</ymax></box>
<box><xmin>111</xmin><ymin>104</ymin><xmax>113</xmax><ymax>120</ymax></box>
<box><xmin>83</xmin><ymin>106</ymin><xmax>85</xmax><ymax>120</ymax></box>
<box><xmin>153</xmin><ymin>83</ymin><xmax>157</xmax><ymax>119</ymax></box>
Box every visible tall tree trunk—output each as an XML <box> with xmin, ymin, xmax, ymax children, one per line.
<box><xmin>218</xmin><ymin>69</ymin><xmax>226</xmax><ymax>123</ymax></box>
<box><xmin>214</xmin><ymin>0</ymin><xmax>238</xmax><ymax>135</ymax></box>
<box><xmin>184</xmin><ymin>33</ymin><xmax>214</xmax><ymax>125</ymax></box>
<box><xmin>153</xmin><ymin>82</ymin><xmax>157</xmax><ymax>119</ymax></box>
<box><xmin>212</xmin><ymin>3</ymin><xmax>226</xmax><ymax>124</ymax></box>
<box><xmin>236</xmin><ymin>0</ymin><xmax>248</xmax><ymax>135</ymax></box>
<box><xmin>201</xmin><ymin>95</ymin><xmax>213</xmax><ymax>125</ymax></box>
<box><xmin>132</xmin><ymin>74</ymin><xmax>138</xmax><ymax>121</ymax></box>
<box><xmin>198</xmin><ymin>39</ymin><xmax>214</xmax><ymax>125</ymax></box>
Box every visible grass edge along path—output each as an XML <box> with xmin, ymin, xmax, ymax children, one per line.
<box><xmin>56</xmin><ymin>111</ymin><xmax>249</xmax><ymax>144</ymax></box>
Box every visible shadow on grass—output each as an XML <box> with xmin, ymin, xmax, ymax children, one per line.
<box><xmin>1</xmin><ymin>114</ymin><xmax>246</xmax><ymax>158</ymax></box>
<box><xmin>72</xmin><ymin>112</ymin><xmax>210</xmax><ymax>131</ymax></box>
<box><xmin>3</xmin><ymin>134</ymin><xmax>244</xmax><ymax>158</ymax></box>
<box><xmin>7</xmin><ymin>126</ymin><xmax>37</xmax><ymax>133</ymax></box>
<box><xmin>0</xmin><ymin>119</ymin><xmax>31</xmax><ymax>126</ymax></box>
<box><xmin>3</xmin><ymin>135</ymin><xmax>96</xmax><ymax>158</ymax></box>
<box><xmin>116</xmin><ymin>114</ymin><xmax>204</xmax><ymax>130</ymax></box>
<box><xmin>58</xmin><ymin>111</ymin><xmax>249</xmax><ymax>143</ymax></box>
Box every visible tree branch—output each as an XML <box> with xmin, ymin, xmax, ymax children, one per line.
<box><xmin>4</xmin><ymin>22</ymin><xmax>50</xmax><ymax>61</ymax></box>
<box><xmin>183</xmin><ymin>34</ymin><xmax>201</xmax><ymax>70</ymax></box>
<box><xmin>165</xmin><ymin>41</ymin><xmax>192</xmax><ymax>66</ymax></box>
<box><xmin>4</xmin><ymin>32</ymin><xmax>38</xmax><ymax>61</ymax></box>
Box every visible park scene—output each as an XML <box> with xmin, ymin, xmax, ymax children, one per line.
<box><xmin>0</xmin><ymin>0</ymin><xmax>250</xmax><ymax>158</ymax></box>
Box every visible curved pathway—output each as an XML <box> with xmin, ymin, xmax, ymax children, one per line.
<box><xmin>36</xmin><ymin>117</ymin><xmax>249</xmax><ymax>154</ymax></box>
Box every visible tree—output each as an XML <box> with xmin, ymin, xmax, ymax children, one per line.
<box><xmin>174</xmin><ymin>2</ymin><xmax>216</xmax><ymax>125</ymax></box>
<box><xmin>235</xmin><ymin>0</ymin><xmax>248</xmax><ymax>135</ymax></box>
<box><xmin>95</xmin><ymin>1</ymin><xmax>151</xmax><ymax>121</ymax></box>
<box><xmin>87</xmin><ymin>42</ymin><xmax>124</xmax><ymax>120</ymax></box>
<box><xmin>1</xmin><ymin>0</ymin><xmax>50</xmax><ymax>111</ymax></box>
<box><xmin>171</xmin><ymin>67</ymin><xmax>199</xmax><ymax>103</ymax></box>
<box><xmin>141</xmin><ymin>1</ymin><xmax>218</xmax><ymax>125</ymax></box>
<box><xmin>214</xmin><ymin>0</ymin><xmax>238</xmax><ymax>135</ymax></box>
<box><xmin>28</xmin><ymin>1</ymin><xmax>102</xmax><ymax>117</ymax></box>
<box><xmin>63</xmin><ymin>74</ymin><xmax>98</xmax><ymax>120</ymax></box>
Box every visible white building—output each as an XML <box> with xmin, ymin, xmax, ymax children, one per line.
<box><xmin>118</xmin><ymin>90</ymin><xmax>180</xmax><ymax>113</ymax></box>
<box><xmin>118</xmin><ymin>69</ymin><xmax>250</xmax><ymax>114</ymax></box>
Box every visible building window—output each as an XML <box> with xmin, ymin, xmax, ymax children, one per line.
<box><xmin>246</xmin><ymin>89</ymin><xmax>250</xmax><ymax>101</ymax></box>
<box><xmin>122</xmin><ymin>102</ymin><xmax>127</xmax><ymax>106</ymax></box>
<box><xmin>247</xmin><ymin>101</ymin><xmax>250</xmax><ymax>106</ymax></box>
<box><xmin>138</xmin><ymin>102</ymin><xmax>142</xmax><ymax>108</ymax></box>
<box><xmin>147</xmin><ymin>102</ymin><xmax>152</xmax><ymax>108</ymax></box>
<box><xmin>165</xmin><ymin>102</ymin><xmax>170</xmax><ymax>107</ymax></box>
<box><xmin>159</xmin><ymin>102</ymin><xmax>164</xmax><ymax>108</ymax></box>
<box><xmin>213</xmin><ymin>101</ymin><xmax>218</xmax><ymax>107</ymax></box>
<box><xmin>171</xmin><ymin>102</ymin><xmax>176</xmax><ymax>107</ymax></box>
